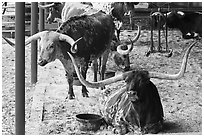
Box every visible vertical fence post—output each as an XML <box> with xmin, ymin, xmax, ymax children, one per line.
<box><xmin>45</xmin><ymin>2</ymin><xmax>50</xmax><ymax>29</ymax></box>
<box><xmin>15</xmin><ymin>2</ymin><xmax>25</xmax><ymax>135</ymax></box>
<box><xmin>31</xmin><ymin>2</ymin><xmax>38</xmax><ymax>84</ymax></box>
<box><xmin>150</xmin><ymin>14</ymin><xmax>154</xmax><ymax>51</ymax></box>
<box><xmin>165</xmin><ymin>13</ymin><xmax>168</xmax><ymax>51</ymax></box>
<box><xmin>158</xmin><ymin>15</ymin><xmax>161</xmax><ymax>51</ymax></box>
<box><xmin>39</xmin><ymin>2</ymin><xmax>45</xmax><ymax>31</ymax></box>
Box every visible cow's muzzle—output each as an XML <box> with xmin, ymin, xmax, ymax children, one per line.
<box><xmin>38</xmin><ymin>59</ymin><xmax>48</xmax><ymax>66</ymax></box>
<box><xmin>127</xmin><ymin>90</ymin><xmax>139</xmax><ymax>102</ymax></box>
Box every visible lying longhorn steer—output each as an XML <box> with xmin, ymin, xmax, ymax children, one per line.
<box><xmin>3</xmin><ymin>11</ymin><xmax>139</xmax><ymax>99</ymax></box>
<box><xmin>67</xmin><ymin>41</ymin><xmax>196</xmax><ymax>134</ymax></box>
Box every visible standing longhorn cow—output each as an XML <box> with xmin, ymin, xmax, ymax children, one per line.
<box><xmin>3</xmin><ymin>11</ymin><xmax>140</xmax><ymax>99</ymax></box>
<box><xmin>67</xmin><ymin>41</ymin><xmax>197</xmax><ymax>134</ymax></box>
<box><xmin>40</xmin><ymin>2</ymin><xmax>141</xmax><ymax>73</ymax></box>
<box><xmin>146</xmin><ymin>11</ymin><xmax>171</xmax><ymax>56</ymax></box>
<box><xmin>40</xmin><ymin>2</ymin><xmax>100</xmax><ymax>83</ymax></box>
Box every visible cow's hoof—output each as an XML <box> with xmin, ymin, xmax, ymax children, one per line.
<box><xmin>82</xmin><ymin>92</ymin><xmax>89</xmax><ymax>98</ymax></box>
<box><xmin>67</xmin><ymin>94</ymin><xmax>75</xmax><ymax>100</ymax></box>
<box><xmin>145</xmin><ymin>51</ymin><xmax>151</xmax><ymax>57</ymax></box>
<box><xmin>101</xmin><ymin>86</ymin><xmax>105</xmax><ymax>90</ymax></box>
<box><xmin>112</xmin><ymin>126</ymin><xmax>127</xmax><ymax>135</ymax></box>
<box><xmin>165</xmin><ymin>49</ymin><xmax>173</xmax><ymax>58</ymax></box>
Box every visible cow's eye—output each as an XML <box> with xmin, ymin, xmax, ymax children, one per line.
<box><xmin>49</xmin><ymin>45</ymin><xmax>54</xmax><ymax>50</ymax></box>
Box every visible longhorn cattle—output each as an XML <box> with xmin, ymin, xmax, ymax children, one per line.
<box><xmin>147</xmin><ymin>11</ymin><xmax>170</xmax><ymax>55</ymax></box>
<box><xmin>4</xmin><ymin>11</ymin><xmax>140</xmax><ymax>99</ymax></box>
<box><xmin>40</xmin><ymin>2</ymin><xmax>100</xmax><ymax>83</ymax></box>
<box><xmin>67</xmin><ymin>41</ymin><xmax>196</xmax><ymax>134</ymax></box>
<box><xmin>150</xmin><ymin>11</ymin><xmax>166</xmax><ymax>30</ymax></box>
<box><xmin>40</xmin><ymin>2</ymin><xmax>141</xmax><ymax>73</ymax></box>
<box><xmin>39</xmin><ymin>2</ymin><xmax>94</xmax><ymax>24</ymax></box>
<box><xmin>111</xmin><ymin>2</ymin><xmax>139</xmax><ymax>26</ymax></box>
<box><xmin>111</xmin><ymin>25</ymin><xmax>141</xmax><ymax>71</ymax></box>
<box><xmin>166</xmin><ymin>11</ymin><xmax>202</xmax><ymax>39</ymax></box>
<box><xmin>111</xmin><ymin>2</ymin><xmax>139</xmax><ymax>40</ymax></box>
<box><xmin>110</xmin><ymin>2</ymin><xmax>140</xmax><ymax>71</ymax></box>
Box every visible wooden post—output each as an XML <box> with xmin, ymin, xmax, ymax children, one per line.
<box><xmin>15</xmin><ymin>2</ymin><xmax>25</xmax><ymax>135</ymax></box>
<box><xmin>31</xmin><ymin>2</ymin><xmax>38</xmax><ymax>84</ymax></box>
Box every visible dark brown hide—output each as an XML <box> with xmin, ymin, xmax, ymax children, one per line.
<box><xmin>57</xmin><ymin>11</ymin><xmax>114</xmax><ymax>58</ymax></box>
<box><xmin>166</xmin><ymin>11</ymin><xmax>202</xmax><ymax>39</ymax></box>
<box><xmin>56</xmin><ymin>11</ymin><xmax>114</xmax><ymax>99</ymax></box>
<box><xmin>104</xmin><ymin>71</ymin><xmax>163</xmax><ymax>134</ymax></box>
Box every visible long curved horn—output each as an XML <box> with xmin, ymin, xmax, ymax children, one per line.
<box><xmin>67</xmin><ymin>51</ymin><xmax>132</xmax><ymax>88</ymax></box>
<box><xmin>58</xmin><ymin>34</ymin><xmax>82</xmax><ymax>53</ymax></box>
<box><xmin>2</xmin><ymin>36</ymin><xmax>15</xmax><ymax>47</ymax></box>
<box><xmin>2</xmin><ymin>31</ymin><xmax>46</xmax><ymax>47</ymax></box>
<box><xmin>117</xmin><ymin>25</ymin><xmax>141</xmax><ymax>55</ymax></box>
<box><xmin>25</xmin><ymin>31</ymin><xmax>51</xmax><ymax>45</ymax></box>
<box><xmin>148</xmin><ymin>41</ymin><xmax>197</xmax><ymax>80</ymax></box>
<box><xmin>39</xmin><ymin>3</ymin><xmax>55</xmax><ymax>9</ymax></box>
<box><xmin>70</xmin><ymin>37</ymin><xmax>83</xmax><ymax>53</ymax></box>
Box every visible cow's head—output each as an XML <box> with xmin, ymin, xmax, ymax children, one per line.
<box><xmin>111</xmin><ymin>2</ymin><xmax>126</xmax><ymax>21</ymax></box>
<box><xmin>67</xmin><ymin>41</ymin><xmax>196</xmax><ymax>88</ymax></box>
<box><xmin>111</xmin><ymin>2</ymin><xmax>138</xmax><ymax>21</ymax></box>
<box><xmin>39</xmin><ymin>2</ymin><xmax>64</xmax><ymax>24</ymax></box>
<box><xmin>29</xmin><ymin>31</ymin><xmax>82</xmax><ymax>66</ymax></box>
<box><xmin>116</xmin><ymin>25</ymin><xmax>141</xmax><ymax>55</ymax></box>
<box><xmin>3</xmin><ymin>31</ymin><xmax>81</xmax><ymax>66</ymax></box>
<box><xmin>125</xmin><ymin>71</ymin><xmax>150</xmax><ymax>102</ymax></box>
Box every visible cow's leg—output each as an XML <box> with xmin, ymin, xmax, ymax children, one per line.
<box><xmin>123</xmin><ymin>54</ymin><xmax>130</xmax><ymax>71</ymax></box>
<box><xmin>165</xmin><ymin>24</ymin><xmax>168</xmax><ymax>52</ymax></box>
<box><xmin>116</xmin><ymin>29</ymin><xmax>121</xmax><ymax>41</ymax></box>
<box><xmin>100</xmin><ymin>50</ymin><xmax>109</xmax><ymax>90</ymax></box>
<box><xmin>93</xmin><ymin>59</ymin><xmax>98</xmax><ymax>82</ymax></box>
<box><xmin>80</xmin><ymin>62</ymin><xmax>89</xmax><ymax>97</ymax></box>
<box><xmin>146</xmin><ymin>15</ymin><xmax>155</xmax><ymax>57</ymax></box>
<box><xmin>129</xmin><ymin>11</ymin><xmax>134</xmax><ymax>30</ymax></box>
<box><xmin>157</xmin><ymin>16</ymin><xmax>162</xmax><ymax>52</ymax></box>
<box><xmin>62</xmin><ymin>59</ymin><xmax>76</xmax><ymax>99</ymax></box>
<box><xmin>65</xmin><ymin>71</ymin><xmax>75</xmax><ymax>99</ymax></box>
<box><xmin>98</xmin><ymin>57</ymin><xmax>102</xmax><ymax>76</ymax></box>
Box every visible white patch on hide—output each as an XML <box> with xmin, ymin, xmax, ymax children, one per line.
<box><xmin>177</xmin><ymin>11</ymin><xmax>185</xmax><ymax>16</ymax></box>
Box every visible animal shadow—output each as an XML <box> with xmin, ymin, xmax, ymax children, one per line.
<box><xmin>161</xmin><ymin>121</ymin><xmax>184</xmax><ymax>134</ymax></box>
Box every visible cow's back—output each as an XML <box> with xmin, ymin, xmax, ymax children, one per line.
<box><xmin>186</xmin><ymin>12</ymin><xmax>202</xmax><ymax>35</ymax></box>
<box><xmin>57</xmin><ymin>11</ymin><xmax>114</xmax><ymax>58</ymax></box>
<box><xmin>61</xmin><ymin>2</ymin><xmax>95</xmax><ymax>22</ymax></box>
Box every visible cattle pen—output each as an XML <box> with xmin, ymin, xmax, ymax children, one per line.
<box><xmin>1</xmin><ymin>2</ymin><xmax>202</xmax><ymax>135</ymax></box>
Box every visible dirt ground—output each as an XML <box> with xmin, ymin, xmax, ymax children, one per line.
<box><xmin>2</xmin><ymin>28</ymin><xmax>202</xmax><ymax>135</ymax></box>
